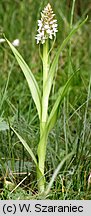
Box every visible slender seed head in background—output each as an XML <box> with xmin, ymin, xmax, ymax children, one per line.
<box><xmin>35</xmin><ymin>3</ymin><xmax>58</xmax><ymax>44</ymax></box>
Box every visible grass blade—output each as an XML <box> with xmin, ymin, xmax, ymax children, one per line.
<box><xmin>5</xmin><ymin>37</ymin><xmax>41</xmax><ymax>120</ymax></box>
<box><xmin>44</xmin><ymin>152</ymin><xmax>74</xmax><ymax>195</ymax></box>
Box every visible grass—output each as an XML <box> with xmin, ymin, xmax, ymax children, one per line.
<box><xmin>0</xmin><ymin>0</ymin><xmax>91</xmax><ymax>199</ymax></box>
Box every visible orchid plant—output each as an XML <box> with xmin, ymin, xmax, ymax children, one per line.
<box><xmin>4</xmin><ymin>3</ymin><xmax>87</xmax><ymax>193</ymax></box>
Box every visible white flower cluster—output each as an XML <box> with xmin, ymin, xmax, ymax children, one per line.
<box><xmin>35</xmin><ymin>3</ymin><xmax>58</xmax><ymax>44</ymax></box>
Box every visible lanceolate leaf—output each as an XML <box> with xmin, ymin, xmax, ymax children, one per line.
<box><xmin>11</xmin><ymin>127</ymin><xmax>37</xmax><ymax>166</ymax></box>
<box><xmin>47</xmin><ymin>71</ymin><xmax>78</xmax><ymax>133</ymax></box>
<box><xmin>46</xmin><ymin>107</ymin><xmax>58</xmax><ymax>134</ymax></box>
<box><xmin>5</xmin><ymin>38</ymin><xmax>41</xmax><ymax>120</ymax></box>
<box><xmin>43</xmin><ymin>16</ymin><xmax>88</xmax><ymax>104</ymax></box>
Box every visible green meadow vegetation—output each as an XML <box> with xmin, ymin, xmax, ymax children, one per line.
<box><xmin>0</xmin><ymin>0</ymin><xmax>91</xmax><ymax>199</ymax></box>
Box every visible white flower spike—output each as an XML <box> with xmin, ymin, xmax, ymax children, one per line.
<box><xmin>35</xmin><ymin>3</ymin><xmax>58</xmax><ymax>44</ymax></box>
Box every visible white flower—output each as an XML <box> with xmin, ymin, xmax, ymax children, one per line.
<box><xmin>35</xmin><ymin>3</ymin><xmax>58</xmax><ymax>44</ymax></box>
<box><xmin>12</xmin><ymin>39</ymin><xmax>20</xmax><ymax>47</ymax></box>
<box><xmin>0</xmin><ymin>38</ymin><xmax>5</xmax><ymax>43</ymax></box>
<box><xmin>0</xmin><ymin>38</ymin><xmax>20</xmax><ymax>47</ymax></box>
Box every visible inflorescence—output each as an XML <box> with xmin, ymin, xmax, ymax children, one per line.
<box><xmin>35</xmin><ymin>3</ymin><xmax>58</xmax><ymax>44</ymax></box>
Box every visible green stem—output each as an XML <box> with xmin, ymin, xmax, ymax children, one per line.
<box><xmin>37</xmin><ymin>39</ymin><xmax>49</xmax><ymax>193</ymax></box>
<box><xmin>43</xmin><ymin>39</ymin><xmax>49</xmax><ymax>89</ymax></box>
<box><xmin>68</xmin><ymin>0</ymin><xmax>76</xmax><ymax>77</ymax></box>
<box><xmin>66</xmin><ymin>0</ymin><xmax>76</xmax><ymax>156</ymax></box>
<box><xmin>37</xmin><ymin>129</ymin><xmax>47</xmax><ymax>192</ymax></box>
<box><xmin>42</xmin><ymin>39</ymin><xmax>49</xmax><ymax>122</ymax></box>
